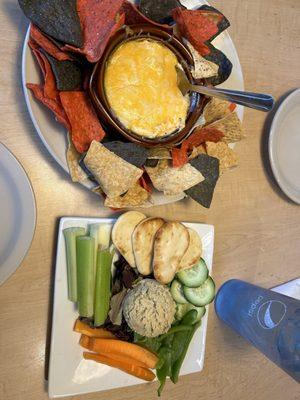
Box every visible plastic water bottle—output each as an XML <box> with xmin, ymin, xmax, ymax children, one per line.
<box><xmin>215</xmin><ymin>279</ymin><xmax>300</xmax><ymax>382</ymax></box>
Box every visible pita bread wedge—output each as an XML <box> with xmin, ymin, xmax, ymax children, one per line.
<box><xmin>153</xmin><ymin>222</ymin><xmax>189</xmax><ymax>284</ymax></box>
<box><xmin>132</xmin><ymin>217</ymin><xmax>165</xmax><ymax>276</ymax></box>
<box><xmin>112</xmin><ymin>211</ymin><xmax>146</xmax><ymax>268</ymax></box>
<box><xmin>145</xmin><ymin>160</ymin><xmax>204</xmax><ymax>195</ymax></box>
<box><xmin>178</xmin><ymin>228</ymin><xmax>202</xmax><ymax>271</ymax></box>
<box><xmin>208</xmin><ymin>112</ymin><xmax>244</xmax><ymax>143</ymax></box>
<box><xmin>187</xmin><ymin>42</ymin><xmax>219</xmax><ymax>80</ymax></box>
<box><xmin>104</xmin><ymin>183</ymin><xmax>149</xmax><ymax>208</ymax></box>
<box><xmin>84</xmin><ymin>141</ymin><xmax>143</xmax><ymax>197</ymax></box>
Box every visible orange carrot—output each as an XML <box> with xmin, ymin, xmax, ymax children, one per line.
<box><xmin>89</xmin><ymin>338</ymin><xmax>158</xmax><ymax>369</ymax></box>
<box><xmin>74</xmin><ymin>319</ymin><xmax>116</xmax><ymax>339</ymax></box>
<box><xmin>83</xmin><ymin>352</ymin><xmax>156</xmax><ymax>381</ymax></box>
<box><xmin>79</xmin><ymin>335</ymin><xmax>149</xmax><ymax>369</ymax></box>
<box><xmin>79</xmin><ymin>334</ymin><xmax>92</xmax><ymax>350</ymax></box>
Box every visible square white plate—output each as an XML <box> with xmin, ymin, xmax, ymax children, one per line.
<box><xmin>48</xmin><ymin>217</ymin><xmax>214</xmax><ymax>398</ymax></box>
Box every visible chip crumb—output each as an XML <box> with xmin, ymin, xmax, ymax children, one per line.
<box><xmin>206</xmin><ymin>141</ymin><xmax>238</xmax><ymax>173</ymax></box>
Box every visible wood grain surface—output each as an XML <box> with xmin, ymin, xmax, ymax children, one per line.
<box><xmin>0</xmin><ymin>1</ymin><xmax>300</xmax><ymax>399</ymax></box>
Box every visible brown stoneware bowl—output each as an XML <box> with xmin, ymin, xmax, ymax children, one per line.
<box><xmin>89</xmin><ymin>24</ymin><xmax>205</xmax><ymax>148</ymax></box>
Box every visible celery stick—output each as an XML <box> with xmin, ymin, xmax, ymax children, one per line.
<box><xmin>63</xmin><ymin>227</ymin><xmax>85</xmax><ymax>302</ymax></box>
<box><xmin>89</xmin><ymin>223</ymin><xmax>113</xmax><ymax>281</ymax></box>
<box><xmin>76</xmin><ymin>236</ymin><xmax>95</xmax><ymax>317</ymax></box>
<box><xmin>94</xmin><ymin>249</ymin><xmax>113</xmax><ymax>326</ymax></box>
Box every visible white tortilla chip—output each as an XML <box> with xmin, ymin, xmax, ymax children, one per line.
<box><xmin>207</xmin><ymin>112</ymin><xmax>244</xmax><ymax>143</ymax></box>
<box><xmin>148</xmin><ymin>147</ymin><xmax>172</xmax><ymax>159</ymax></box>
<box><xmin>187</xmin><ymin>42</ymin><xmax>219</xmax><ymax>80</ymax></box>
<box><xmin>145</xmin><ymin>160</ymin><xmax>204</xmax><ymax>195</ymax></box>
<box><xmin>66</xmin><ymin>133</ymin><xmax>89</xmax><ymax>183</ymax></box>
<box><xmin>206</xmin><ymin>141</ymin><xmax>238</xmax><ymax>173</ymax></box>
<box><xmin>84</xmin><ymin>141</ymin><xmax>143</xmax><ymax>197</ymax></box>
<box><xmin>203</xmin><ymin>97</ymin><xmax>234</xmax><ymax>125</ymax></box>
<box><xmin>104</xmin><ymin>183</ymin><xmax>149</xmax><ymax>208</ymax></box>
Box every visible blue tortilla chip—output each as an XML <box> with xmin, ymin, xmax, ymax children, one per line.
<box><xmin>139</xmin><ymin>0</ymin><xmax>182</xmax><ymax>24</ymax></box>
<box><xmin>42</xmin><ymin>52</ymin><xmax>83</xmax><ymax>91</ymax></box>
<box><xmin>18</xmin><ymin>0</ymin><xmax>83</xmax><ymax>47</ymax></box>
<box><xmin>204</xmin><ymin>43</ymin><xmax>233</xmax><ymax>86</ymax></box>
<box><xmin>103</xmin><ymin>142</ymin><xmax>149</xmax><ymax>168</ymax></box>
<box><xmin>185</xmin><ymin>153</ymin><xmax>219</xmax><ymax>208</ymax></box>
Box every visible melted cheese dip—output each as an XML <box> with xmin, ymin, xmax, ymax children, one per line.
<box><xmin>104</xmin><ymin>39</ymin><xmax>189</xmax><ymax>138</ymax></box>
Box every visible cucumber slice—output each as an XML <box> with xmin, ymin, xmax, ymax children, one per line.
<box><xmin>183</xmin><ymin>277</ymin><xmax>215</xmax><ymax>306</ymax></box>
<box><xmin>170</xmin><ymin>280</ymin><xmax>188</xmax><ymax>304</ymax></box>
<box><xmin>176</xmin><ymin>304</ymin><xmax>206</xmax><ymax>322</ymax></box>
<box><xmin>177</xmin><ymin>258</ymin><xmax>208</xmax><ymax>288</ymax></box>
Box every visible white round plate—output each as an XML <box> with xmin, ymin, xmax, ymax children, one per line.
<box><xmin>21</xmin><ymin>0</ymin><xmax>244</xmax><ymax>206</ymax></box>
<box><xmin>0</xmin><ymin>143</ymin><xmax>36</xmax><ymax>285</ymax></box>
<box><xmin>269</xmin><ymin>88</ymin><xmax>300</xmax><ymax>204</ymax></box>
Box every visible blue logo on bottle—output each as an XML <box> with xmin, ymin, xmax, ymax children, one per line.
<box><xmin>257</xmin><ymin>300</ymin><xmax>287</xmax><ymax>329</ymax></box>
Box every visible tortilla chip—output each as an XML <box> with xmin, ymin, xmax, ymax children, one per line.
<box><xmin>204</xmin><ymin>43</ymin><xmax>233</xmax><ymax>86</ymax></box>
<box><xmin>171</xmin><ymin>147</ymin><xmax>189</xmax><ymax>168</ymax></box>
<box><xmin>184</xmin><ymin>127</ymin><xmax>225</xmax><ymax>150</ymax></box>
<box><xmin>60</xmin><ymin>92</ymin><xmax>105</xmax><ymax>153</ymax></box>
<box><xmin>197</xmin><ymin>5</ymin><xmax>230</xmax><ymax>41</ymax></box>
<box><xmin>206</xmin><ymin>141</ymin><xmax>238</xmax><ymax>173</ymax></box>
<box><xmin>30</xmin><ymin>25</ymin><xmax>73</xmax><ymax>61</ymax></box>
<box><xmin>103</xmin><ymin>142</ymin><xmax>148</xmax><ymax>168</ymax></box>
<box><xmin>121</xmin><ymin>1</ymin><xmax>171</xmax><ymax>31</ymax></box>
<box><xmin>148</xmin><ymin>147</ymin><xmax>172</xmax><ymax>159</ymax></box>
<box><xmin>26</xmin><ymin>83</ymin><xmax>71</xmax><ymax>131</ymax></box>
<box><xmin>43</xmin><ymin>52</ymin><xmax>83</xmax><ymax>91</ymax></box>
<box><xmin>208</xmin><ymin>112</ymin><xmax>244</xmax><ymax>143</ymax></box>
<box><xmin>84</xmin><ymin>141</ymin><xmax>143</xmax><ymax>197</ymax></box>
<box><xmin>187</xmin><ymin>42</ymin><xmax>218</xmax><ymax>80</ymax></box>
<box><xmin>189</xmin><ymin>144</ymin><xmax>207</xmax><ymax>160</ymax></box>
<box><xmin>145</xmin><ymin>159</ymin><xmax>204</xmax><ymax>195</ymax></box>
<box><xmin>65</xmin><ymin>0</ymin><xmax>124</xmax><ymax>63</ymax></box>
<box><xmin>139</xmin><ymin>0</ymin><xmax>181</xmax><ymax>24</ymax></box>
<box><xmin>66</xmin><ymin>133</ymin><xmax>89</xmax><ymax>183</ymax></box>
<box><xmin>172</xmin><ymin>8</ymin><xmax>219</xmax><ymax>56</ymax></box>
<box><xmin>36</xmin><ymin>51</ymin><xmax>60</xmax><ymax>102</ymax></box>
<box><xmin>185</xmin><ymin>153</ymin><xmax>219</xmax><ymax>208</ymax></box>
<box><xmin>203</xmin><ymin>97</ymin><xmax>234</xmax><ymax>125</ymax></box>
<box><xmin>104</xmin><ymin>183</ymin><xmax>149</xmax><ymax>208</ymax></box>
<box><xmin>18</xmin><ymin>0</ymin><xmax>83</xmax><ymax>47</ymax></box>
<box><xmin>28</xmin><ymin>40</ymin><xmax>46</xmax><ymax>76</ymax></box>
<box><xmin>92</xmin><ymin>186</ymin><xmax>104</xmax><ymax>196</ymax></box>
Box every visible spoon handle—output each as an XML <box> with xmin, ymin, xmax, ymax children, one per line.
<box><xmin>190</xmin><ymin>85</ymin><xmax>275</xmax><ymax>112</ymax></box>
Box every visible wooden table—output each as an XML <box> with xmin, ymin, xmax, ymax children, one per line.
<box><xmin>0</xmin><ymin>1</ymin><xmax>300</xmax><ymax>399</ymax></box>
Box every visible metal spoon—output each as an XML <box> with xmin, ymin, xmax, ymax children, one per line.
<box><xmin>176</xmin><ymin>66</ymin><xmax>275</xmax><ymax>112</ymax></box>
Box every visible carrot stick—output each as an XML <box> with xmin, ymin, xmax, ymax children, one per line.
<box><xmin>79</xmin><ymin>334</ymin><xmax>92</xmax><ymax>350</ymax></box>
<box><xmin>89</xmin><ymin>338</ymin><xmax>158</xmax><ymax>369</ymax></box>
<box><xmin>74</xmin><ymin>319</ymin><xmax>116</xmax><ymax>339</ymax></box>
<box><xmin>83</xmin><ymin>352</ymin><xmax>156</xmax><ymax>381</ymax></box>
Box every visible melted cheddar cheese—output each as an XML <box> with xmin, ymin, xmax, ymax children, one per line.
<box><xmin>104</xmin><ymin>39</ymin><xmax>189</xmax><ymax>138</ymax></box>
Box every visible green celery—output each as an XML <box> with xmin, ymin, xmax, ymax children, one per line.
<box><xmin>94</xmin><ymin>249</ymin><xmax>113</xmax><ymax>326</ymax></box>
<box><xmin>76</xmin><ymin>236</ymin><xmax>95</xmax><ymax>317</ymax></box>
<box><xmin>63</xmin><ymin>227</ymin><xmax>85</xmax><ymax>302</ymax></box>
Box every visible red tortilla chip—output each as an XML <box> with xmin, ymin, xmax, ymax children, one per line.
<box><xmin>26</xmin><ymin>84</ymin><xmax>71</xmax><ymax>131</ymax></box>
<box><xmin>65</xmin><ymin>0</ymin><xmax>125</xmax><ymax>63</ymax></box>
<box><xmin>121</xmin><ymin>1</ymin><xmax>172</xmax><ymax>31</ymax></box>
<box><xmin>172</xmin><ymin>127</ymin><xmax>224</xmax><ymax>167</ymax></box>
<box><xmin>171</xmin><ymin>146</ymin><xmax>189</xmax><ymax>168</ymax></box>
<box><xmin>30</xmin><ymin>25</ymin><xmax>73</xmax><ymax>62</ymax></box>
<box><xmin>29</xmin><ymin>42</ymin><xmax>46</xmax><ymax>77</ymax></box>
<box><xmin>172</xmin><ymin>8</ymin><xmax>219</xmax><ymax>55</ymax></box>
<box><xmin>229</xmin><ymin>103</ymin><xmax>237</xmax><ymax>112</ymax></box>
<box><xmin>139</xmin><ymin>174</ymin><xmax>152</xmax><ymax>193</ymax></box>
<box><xmin>60</xmin><ymin>91</ymin><xmax>105</xmax><ymax>153</ymax></box>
